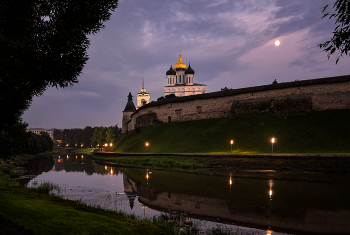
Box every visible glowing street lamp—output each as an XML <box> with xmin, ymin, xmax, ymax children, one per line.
<box><xmin>110</xmin><ymin>143</ymin><xmax>113</xmax><ymax>147</ymax></box>
<box><xmin>271</xmin><ymin>137</ymin><xmax>275</xmax><ymax>153</ymax></box>
<box><xmin>230</xmin><ymin>140</ymin><xmax>234</xmax><ymax>153</ymax></box>
<box><xmin>145</xmin><ymin>142</ymin><xmax>149</xmax><ymax>153</ymax></box>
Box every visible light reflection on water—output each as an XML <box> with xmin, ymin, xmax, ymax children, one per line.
<box><xmin>28</xmin><ymin>159</ymin><xmax>160</xmax><ymax>220</ymax></box>
<box><xmin>25</xmin><ymin>154</ymin><xmax>350</xmax><ymax>235</ymax></box>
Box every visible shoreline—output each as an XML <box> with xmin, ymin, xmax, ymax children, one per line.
<box><xmin>93</xmin><ymin>150</ymin><xmax>350</xmax><ymax>159</ymax></box>
<box><xmin>91</xmin><ymin>151</ymin><xmax>350</xmax><ymax>184</ymax></box>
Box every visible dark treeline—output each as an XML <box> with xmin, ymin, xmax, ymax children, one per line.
<box><xmin>24</xmin><ymin>132</ymin><xmax>54</xmax><ymax>154</ymax></box>
<box><xmin>0</xmin><ymin>122</ymin><xmax>54</xmax><ymax>159</ymax></box>
<box><xmin>54</xmin><ymin>125</ymin><xmax>121</xmax><ymax>148</ymax></box>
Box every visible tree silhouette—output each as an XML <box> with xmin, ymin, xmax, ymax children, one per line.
<box><xmin>319</xmin><ymin>0</ymin><xmax>350</xmax><ymax>63</ymax></box>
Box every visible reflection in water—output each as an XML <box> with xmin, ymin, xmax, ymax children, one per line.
<box><xmin>269</xmin><ymin>179</ymin><xmax>273</xmax><ymax>199</ymax></box>
<box><xmin>146</xmin><ymin>169</ymin><xmax>149</xmax><ymax>184</ymax></box>
<box><xmin>24</xmin><ymin>155</ymin><xmax>350</xmax><ymax>235</ymax></box>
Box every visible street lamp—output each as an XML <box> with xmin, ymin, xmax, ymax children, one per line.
<box><xmin>230</xmin><ymin>140</ymin><xmax>234</xmax><ymax>153</ymax></box>
<box><xmin>271</xmin><ymin>137</ymin><xmax>275</xmax><ymax>153</ymax></box>
<box><xmin>145</xmin><ymin>142</ymin><xmax>149</xmax><ymax>153</ymax></box>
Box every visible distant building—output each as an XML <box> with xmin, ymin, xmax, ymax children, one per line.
<box><xmin>136</xmin><ymin>77</ymin><xmax>150</xmax><ymax>109</ymax></box>
<box><xmin>27</xmin><ymin>128</ymin><xmax>54</xmax><ymax>139</ymax></box>
<box><xmin>165</xmin><ymin>53</ymin><xmax>207</xmax><ymax>97</ymax></box>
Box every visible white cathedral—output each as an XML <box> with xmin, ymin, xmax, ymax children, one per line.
<box><xmin>165</xmin><ymin>54</ymin><xmax>207</xmax><ymax>97</ymax></box>
<box><xmin>131</xmin><ymin>53</ymin><xmax>207</xmax><ymax>110</ymax></box>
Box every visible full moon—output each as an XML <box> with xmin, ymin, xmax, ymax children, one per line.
<box><xmin>275</xmin><ymin>40</ymin><xmax>280</xmax><ymax>46</ymax></box>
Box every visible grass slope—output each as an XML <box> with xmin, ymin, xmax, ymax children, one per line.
<box><xmin>112</xmin><ymin>110</ymin><xmax>350</xmax><ymax>153</ymax></box>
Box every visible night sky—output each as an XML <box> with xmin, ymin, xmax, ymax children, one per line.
<box><xmin>22</xmin><ymin>0</ymin><xmax>350</xmax><ymax>129</ymax></box>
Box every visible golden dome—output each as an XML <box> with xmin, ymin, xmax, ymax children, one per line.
<box><xmin>173</xmin><ymin>54</ymin><xmax>187</xmax><ymax>71</ymax></box>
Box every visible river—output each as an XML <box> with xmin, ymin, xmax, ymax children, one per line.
<box><xmin>23</xmin><ymin>154</ymin><xmax>350</xmax><ymax>234</ymax></box>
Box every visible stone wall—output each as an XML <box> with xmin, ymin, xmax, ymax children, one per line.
<box><xmin>124</xmin><ymin>75</ymin><xmax>350</xmax><ymax>132</ymax></box>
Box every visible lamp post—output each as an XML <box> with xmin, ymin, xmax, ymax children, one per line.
<box><xmin>230</xmin><ymin>140</ymin><xmax>234</xmax><ymax>153</ymax></box>
<box><xmin>271</xmin><ymin>138</ymin><xmax>275</xmax><ymax>153</ymax></box>
<box><xmin>145</xmin><ymin>142</ymin><xmax>149</xmax><ymax>153</ymax></box>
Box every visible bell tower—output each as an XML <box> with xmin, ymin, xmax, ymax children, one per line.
<box><xmin>136</xmin><ymin>77</ymin><xmax>150</xmax><ymax>109</ymax></box>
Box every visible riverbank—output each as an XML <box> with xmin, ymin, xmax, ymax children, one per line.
<box><xmin>0</xmin><ymin>155</ymin><xmax>173</xmax><ymax>235</ymax></box>
<box><xmin>92</xmin><ymin>152</ymin><xmax>350</xmax><ymax>183</ymax></box>
<box><xmin>52</xmin><ymin>147</ymin><xmax>96</xmax><ymax>154</ymax></box>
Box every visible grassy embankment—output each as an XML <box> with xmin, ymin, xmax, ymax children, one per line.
<box><xmin>93</xmin><ymin>110</ymin><xmax>350</xmax><ymax>173</ymax></box>
<box><xmin>113</xmin><ymin>110</ymin><xmax>350</xmax><ymax>154</ymax></box>
<box><xmin>0</xmin><ymin>168</ymin><xmax>176</xmax><ymax>235</ymax></box>
<box><xmin>52</xmin><ymin>147</ymin><xmax>96</xmax><ymax>154</ymax></box>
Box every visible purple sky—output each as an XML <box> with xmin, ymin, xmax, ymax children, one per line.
<box><xmin>23</xmin><ymin>0</ymin><xmax>350</xmax><ymax>129</ymax></box>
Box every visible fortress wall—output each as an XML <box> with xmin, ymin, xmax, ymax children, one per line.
<box><xmin>127</xmin><ymin>78</ymin><xmax>350</xmax><ymax>131</ymax></box>
<box><xmin>311</xmin><ymin>81</ymin><xmax>350</xmax><ymax>110</ymax></box>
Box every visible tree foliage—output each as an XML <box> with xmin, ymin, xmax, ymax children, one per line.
<box><xmin>0</xmin><ymin>0</ymin><xmax>118</xmax><ymax>157</ymax></box>
<box><xmin>319</xmin><ymin>0</ymin><xmax>350</xmax><ymax>63</ymax></box>
<box><xmin>221</xmin><ymin>87</ymin><xmax>232</xmax><ymax>91</ymax></box>
<box><xmin>24</xmin><ymin>132</ymin><xmax>54</xmax><ymax>154</ymax></box>
<box><xmin>58</xmin><ymin>125</ymin><xmax>121</xmax><ymax>148</ymax></box>
<box><xmin>157</xmin><ymin>94</ymin><xmax>177</xmax><ymax>101</ymax></box>
<box><xmin>0</xmin><ymin>122</ymin><xmax>30</xmax><ymax>158</ymax></box>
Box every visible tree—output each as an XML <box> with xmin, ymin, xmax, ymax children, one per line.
<box><xmin>53</xmin><ymin>129</ymin><xmax>63</xmax><ymax>140</ymax></box>
<box><xmin>39</xmin><ymin>132</ymin><xmax>54</xmax><ymax>152</ymax></box>
<box><xmin>82</xmin><ymin>126</ymin><xmax>94</xmax><ymax>148</ymax></box>
<box><xmin>0</xmin><ymin>122</ymin><xmax>30</xmax><ymax>158</ymax></box>
<box><xmin>92</xmin><ymin>126</ymin><xmax>107</xmax><ymax>148</ymax></box>
<box><xmin>23</xmin><ymin>131</ymin><xmax>54</xmax><ymax>153</ymax></box>
<box><xmin>0</xmin><ymin>0</ymin><xmax>119</xmax><ymax>141</ymax></box>
<box><xmin>106</xmin><ymin>127</ymin><xmax>116</xmax><ymax>144</ymax></box>
<box><xmin>157</xmin><ymin>94</ymin><xmax>177</xmax><ymax>101</ymax></box>
<box><xmin>319</xmin><ymin>0</ymin><xmax>350</xmax><ymax>63</ymax></box>
<box><xmin>221</xmin><ymin>87</ymin><xmax>232</xmax><ymax>91</ymax></box>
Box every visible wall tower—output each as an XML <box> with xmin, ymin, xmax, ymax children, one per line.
<box><xmin>122</xmin><ymin>92</ymin><xmax>136</xmax><ymax>133</ymax></box>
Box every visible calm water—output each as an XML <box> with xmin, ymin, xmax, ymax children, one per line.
<box><xmin>25</xmin><ymin>155</ymin><xmax>350</xmax><ymax>234</ymax></box>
